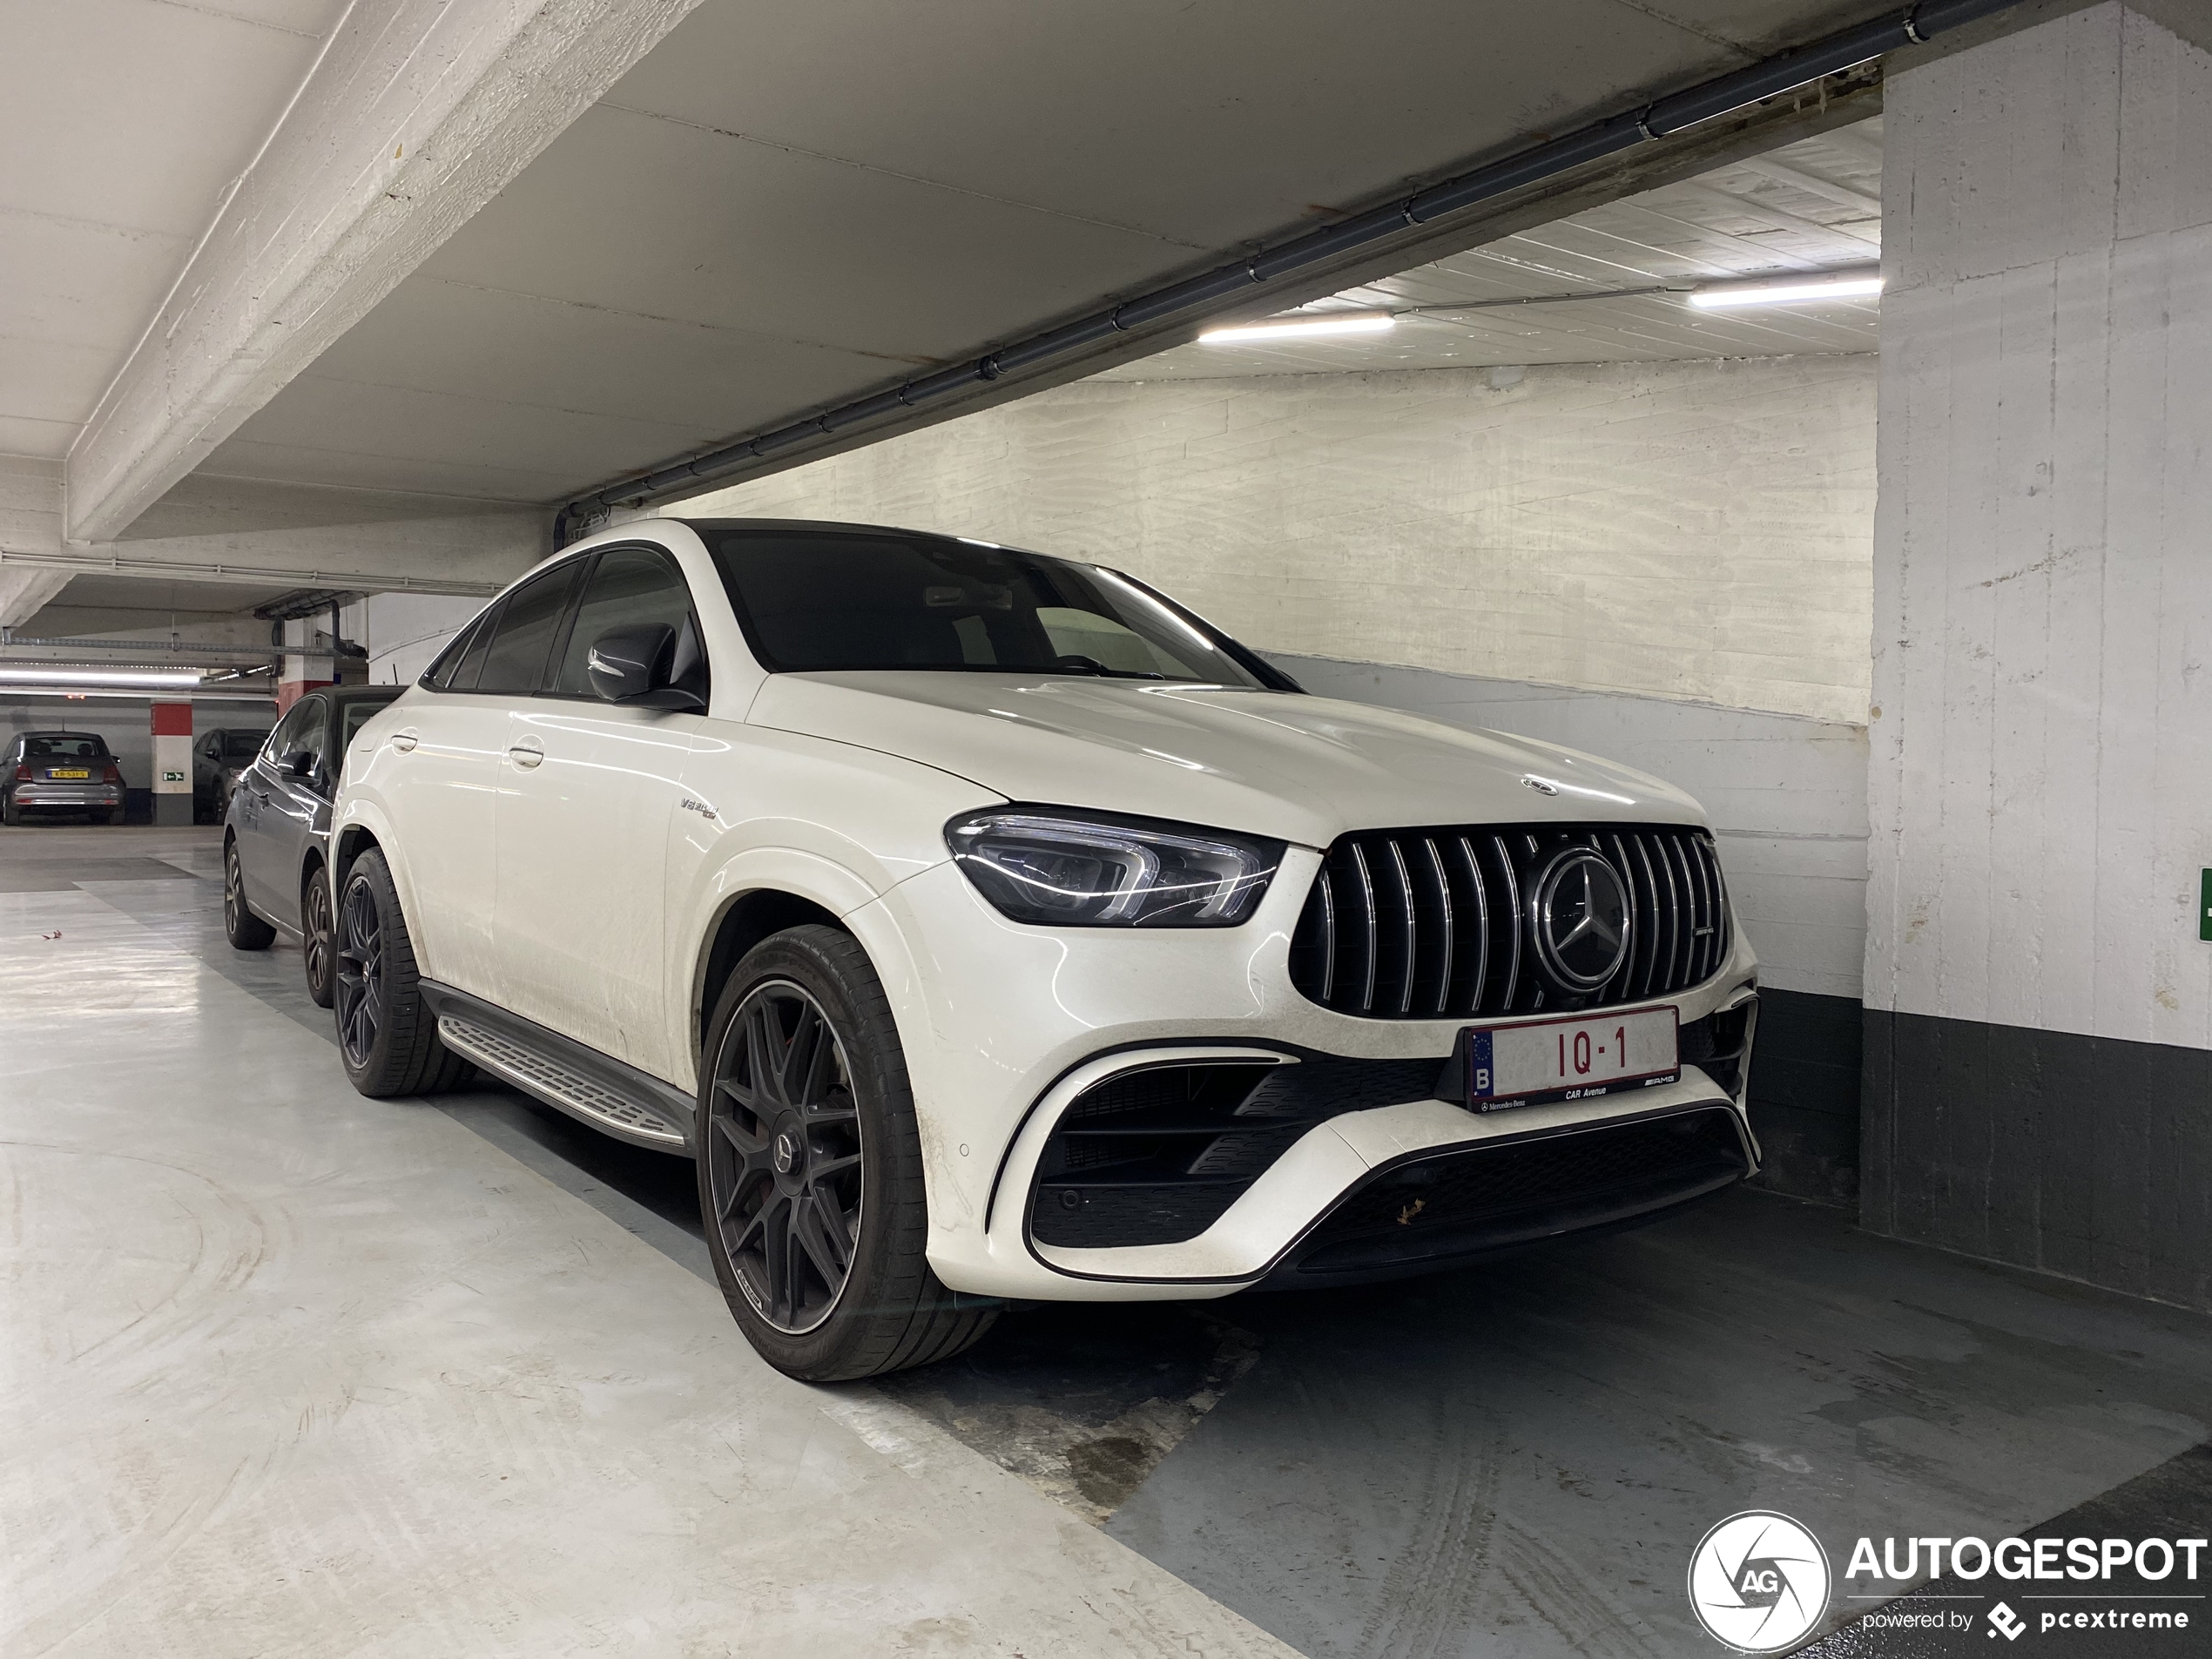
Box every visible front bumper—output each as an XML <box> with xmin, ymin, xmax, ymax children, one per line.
<box><xmin>854</xmin><ymin>848</ymin><xmax>1761</xmax><ymax>1302</ymax></box>
<box><xmin>13</xmin><ymin>785</ymin><xmax>123</xmax><ymax>809</ymax></box>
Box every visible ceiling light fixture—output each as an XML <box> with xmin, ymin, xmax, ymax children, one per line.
<box><xmin>0</xmin><ymin>666</ymin><xmax>206</xmax><ymax>688</ymax></box>
<box><xmin>1689</xmin><ymin>272</ymin><xmax>1883</xmax><ymax>309</ymax></box>
<box><xmin>1198</xmin><ymin>312</ymin><xmax>1395</xmax><ymax>344</ymax></box>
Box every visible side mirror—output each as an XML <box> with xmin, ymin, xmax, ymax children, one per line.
<box><xmin>587</xmin><ymin>624</ymin><xmax>704</xmax><ymax>710</ymax></box>
<box><xmin>279</xmin><ymin>750</ymin><xmax>316</xmax><ymax>779</ymax></box>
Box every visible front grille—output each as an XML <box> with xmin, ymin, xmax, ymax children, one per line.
<box><xmin>1031</xmin><ymin>1055</ymin><xmax>1450</xmax><ymax>1249</ymax></box>
<box><xmin>1276</xmin><ymin>1106</ymin><xmax>1750</xmax><ymax>1280</ymax></box>
<box><xmin>1287</xmin><ymin>822</ymin><xmax>1731</xmax><ymax>1020</ymax></box>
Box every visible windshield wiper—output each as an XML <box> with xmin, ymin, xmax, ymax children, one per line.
<box><xmin>1042</xmin><ymin>656</ymin><xmax>1169</xmax><ymax>680</ymax></box>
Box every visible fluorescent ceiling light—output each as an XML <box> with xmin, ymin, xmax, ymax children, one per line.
<box><xmin>0</xmin><ymin>666</ymin><xmax>206</xmax><ymax>687</ymax></box>
<box><xmin>1689</xmin><ymin>273</ymin><xmax>1883</xmax><ymax>309</ymax></box>
<box><xmin>1199</xmin><ymin>312</ymin><xmax>1395</xmax><ymax>344</ymax></box>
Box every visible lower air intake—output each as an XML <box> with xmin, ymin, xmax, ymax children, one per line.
<box><xmin>1268</xmin><ymin>1106</ymin><xmax>1750</xmax><ymax>1283</ymax></box>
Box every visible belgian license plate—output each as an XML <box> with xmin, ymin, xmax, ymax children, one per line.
<box><xmin>51</xmin><ymin>769</ymin><xmax>90</xmax><ymax>779</ymax></box>
<box><xmin>1464</xmin><ymin>1005</ymin><xmax>1680</xmax><ymax>1111</ymax></box>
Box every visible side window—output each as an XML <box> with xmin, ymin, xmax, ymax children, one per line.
<box><xmin>266</xmin><ymin>698</ymin><xmax>324</xmax><ymax>769</ymax></box>
<box><xmin>550</xmin><ymin>548</ymin><xmax>700</xmax><ymax>698</ymax></box>
<box><xmin>422</xmin><ymin>606</ymin><xmax>489</xmax><ymax>691</ymax></box>
<box><xmin>475</xmin><ymin>562</ymin><xmax>585</xmax><ymax>695</ymax></box>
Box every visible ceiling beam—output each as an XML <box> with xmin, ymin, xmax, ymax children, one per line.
<box><xmin>62</xmin><ymin>0</ymin><xmax>710</xmax><ymax>546</ymax></box>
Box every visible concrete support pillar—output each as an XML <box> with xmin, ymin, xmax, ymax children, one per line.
<box><xmin>1865</xmin><ymin>3</ymin><xmax>2212</xmax><ymax>1306</ymax></box>
<box><xmin>277</xmin><ymin>617</ymin><xmax>333</xmax><ymax>714</ymax></box>
<box><xmin>150</xmin><ymin>701</ymin><xmax>193</xmax><ymax>827</ymax></box>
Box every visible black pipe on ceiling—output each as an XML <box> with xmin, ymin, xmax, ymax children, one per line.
<box><xmin>562</xmin><ymin>0</ymin><xmax>2020</xmax><ymax>528</ymax></box>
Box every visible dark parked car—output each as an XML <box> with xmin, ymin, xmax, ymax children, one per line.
<box><xmin>3</xmin><ymin>732</ymin><xmax>126</xmax><ymax>825</ymax></box>
<box><xmin>194</xmin><ymin>726</ymin><xmax>272</xmax><ymax>823</ymax></box>
<box><xmin>223</xmin><ymin>685</ymin><xmax>402</xmax><ymax>1002</ymax></box>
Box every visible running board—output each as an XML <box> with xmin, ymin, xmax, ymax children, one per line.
<box><xmin>421</xmin><ymin>981</ymin><xmax>692</xmax><ymax>1155</ymax></box>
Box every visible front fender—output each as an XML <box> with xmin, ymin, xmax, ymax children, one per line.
<box><xmin>330</xmin><ymin>793</ymin><xmax>419</xmax><ymax>936</ymax></box>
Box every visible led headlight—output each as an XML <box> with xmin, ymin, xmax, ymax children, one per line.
<box><xmin>946</xmin><ymin>807</ymin><xmax>1283</xmax><ymax>927</ymax></box>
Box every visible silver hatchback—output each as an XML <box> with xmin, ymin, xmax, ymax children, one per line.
<box><xmin>3</xmin><ymin>732</ymin><xmax>126</xmax><ymax>826</ymax></box>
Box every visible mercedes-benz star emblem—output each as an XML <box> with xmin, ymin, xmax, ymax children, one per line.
<box><xmin>772</xmin><ymin>1130</ymin><xmax>799</xmax><ymax>1176</ymax></box>
<box><xmin>1533</xmin><ymin>849</ymin><xmax>1631</xmax><ymax>991</ymax></box>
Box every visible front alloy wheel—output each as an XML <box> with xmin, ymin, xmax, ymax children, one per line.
<box><xmin>224</xmin><ymin>840</ymin><xmax>275</xmax><ymax>949</ymax></box>
<box><xmin>695</xmin><ymin>926</ymin><xmax>996</xmax><ymax>1379</ymax></box>
<box><xmin>334</xmin><ymin>871</ymin><xmax>382</xmax><ymax>1068</ymax></box>
<box><xmin>706</xmin><ymin>981</ymin><xmax>865</xmax><ymax>1333</ymax></box>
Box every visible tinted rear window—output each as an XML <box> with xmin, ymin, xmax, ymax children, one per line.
<box><xmin>24</xmin><ymin>735</ymin><xmax>110</xmax><ymax>759</ymax></box>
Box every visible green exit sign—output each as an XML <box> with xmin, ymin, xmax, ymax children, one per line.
<box><xmin>2203</xmin><ymin>870</ymin><xmax>2212</xmax><ymax>942</ymax></box>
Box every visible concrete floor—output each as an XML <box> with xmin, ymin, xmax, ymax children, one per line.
<box><xmin>5</xmin><ymin>824</ymin><xmax>2209</xmax><ymax>1657</ymax></box>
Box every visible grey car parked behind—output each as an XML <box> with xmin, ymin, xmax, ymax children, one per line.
<box><xmin>194</xmin><ymin>726</ymin><xmax>272</xmax><ymax>824</ymax></box>
<box><xmin>223</xmin><ymin>685</ymin><xmax>403</xmax><ymax>1003</ymax></box>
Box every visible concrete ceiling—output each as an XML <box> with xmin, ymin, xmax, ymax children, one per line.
<box><xmin>1</xmin><ymin>0</ymin><xmax>349</xmax><ymax>460</ymax></box>
<box><xmin>163</xmin><ymin>0</ymin><xmax>1891</xmax><ymax>511</ymax></box>
<box><xmin>1097</xmin><ymin>118</ymin><xmax>1885</xmax><ymax>378</ymax></box>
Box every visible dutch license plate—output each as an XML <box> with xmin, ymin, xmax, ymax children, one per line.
<box><xmin>1464</xmin><ymin>1005</ymin><xmax>1679</xmax><ymax>1111</ymax></box>
<box><xmin>50</xmin><ymin>769</ymin><xmax>90</xmax><ymax>779</ymax></box>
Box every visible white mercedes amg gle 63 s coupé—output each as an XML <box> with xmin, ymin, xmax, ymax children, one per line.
<box><xmin>330</xmin><ymin>518</ymin><xmax>1760</xmax><ymax>1379</ymax></box>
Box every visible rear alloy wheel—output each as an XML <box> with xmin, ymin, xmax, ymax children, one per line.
<box><xmin>224</xmin><ymin>840</ymin><xmax>275</xmax><ymax>950</ymax></box>
<box><xmin>698</xmin><ymin>926</ymin><xmax>996</xmax><ymax>1379</ymax></box>
<box><xmin>303</xmin><ymin>868</ymin><xmax>337</xmax><ymax>1007</ymax></box>
<box><xmin>334</xmin><ymin>848</ymin><xmax>469</xmax><ymax>1096</ymax></box>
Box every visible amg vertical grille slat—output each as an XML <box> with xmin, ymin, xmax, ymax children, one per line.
<box><xmin>1627</xmin><ymin>833</ymin><xmax>1662</xmax><ymax>1000</ymax></box>
<box><xmin>1289</xmin><ymin>823</ymin><xmax>1732</xmax><ymax>1021</ymax></box>
<box><xmin>1420</xmin><ymin>839</ymin><xmax>1453</xmax><ymax>1016</ymax></box>
<box><xmin>1494</xmin><ymin>834</ymin><xmax>1522</xmax><ymax>1014</ymax></box>
<box><xmin>1349</xmin><ymin>841</ymin><xmax>1379</xmax><ymax>1014</ymax></box>
<box><xmin>1315</xmin><ymin>870</ymin><xmax>1337</xmax><ymax>1003</ymax></box>
<box><xmin>1688</xmin><ymin>836</ymin><xmax>1715</xmax><ymax>981</ymax></box>
<box><xmin>1385</xmin><ymin>839</ymin><xmax>1416</xmax><ymax>1015</ymax></box>
<box><xmin>1456</xmin><ymin>836</ymin><xmax>1489</xmax><ymax>1019</ymax></box>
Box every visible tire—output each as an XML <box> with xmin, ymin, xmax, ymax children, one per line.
<box><xmin>697</xmin><ymin>925</ymin><xmax>997</xmax><ymax>1380</ymax></box>
<box><xmin>106</xmin><ymin>808</ymin><xmax>126</xmax><ymax>826</ymax></box>
<box><xmin>2</xmin><ymin>792</ymin><xmax>20</xmax><ymax>828</ymax></box>
<box><xmin>334</xmin><ymin>847</ymin><xmax>471</xmax><ymax>1097</ymax></box>
<box><xmin>302</xmin><ymin>866</ymin><xmax>336</xmax><ymax>1008</ymax></box>
<box><xmin>224</xmin><ymin>839</ymin><xmax>276</xmax><ymax>950</ymax></box>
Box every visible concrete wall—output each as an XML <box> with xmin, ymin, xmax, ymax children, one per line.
<box><xmin>339</xmin><ymin>592</ymin><xmax>489</xmax><ymax>685</ymax></box>
<box><xmin>1867</xmin><ymin>2</ymin><xmax>2212</xmax><ymax>1306</ymax></box>
<box><xmin>1278</xmin><ymin>653</ymin><xmax>1869</xmax><ymax>1204</ymax></box>
<box><xmin>671</xmin><ymin>355</ymin><xmax>1878</xmax><ymax>725</ymax></box>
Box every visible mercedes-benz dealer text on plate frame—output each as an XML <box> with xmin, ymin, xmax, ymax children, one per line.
<box><xmin>322</xmin><ymin>518</ymin><xmax>1760</xmax><ymax>1379</ymax></box>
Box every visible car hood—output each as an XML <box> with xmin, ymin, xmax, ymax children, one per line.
<box><xmin>745</xmin><ymin>671</ymin><xmax>1705</xmax><ymax>848</ymax></box>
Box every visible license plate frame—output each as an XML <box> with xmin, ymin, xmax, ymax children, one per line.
<box><xmin>1460</xmin><ymin>1004</ymin><xmax>1681</xmax><ymax>1113</ymax></box>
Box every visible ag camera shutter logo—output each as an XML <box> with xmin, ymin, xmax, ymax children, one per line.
<box><xmin>1688</xmin><ymin>1511</ymin><xmax>1831</xmax><ymax>1652</ymax></box>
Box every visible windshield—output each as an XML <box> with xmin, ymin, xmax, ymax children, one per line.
<box><xmin>700</xmin><ymin>525</ymin><xmax>1276</xmax><ymax>688</ymax></box>
<box><xmin>24</xmin><ymin>735</ymin><xmax>109</xmax><ymax>759</ymax></box>
<box><xmin>222</xmin><ymin>730</ymin><xmax>269</xmax><ymax>758</ymax></box>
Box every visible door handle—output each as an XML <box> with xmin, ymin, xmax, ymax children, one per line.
<box><xmin>390</xmin><ymin>730</ymin><xmax>418</xmax><ymax>752</ymax></box>
<box><xmin>508</xmin><ymin>742</ymin><xmax>544</xmax><ymax>770</ymax></box>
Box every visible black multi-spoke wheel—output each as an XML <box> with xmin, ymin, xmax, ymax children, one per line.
<box><xmin>696</xmin><ymin>925</ymin><xmax>997</xmax><ymax>1380</ymax></box>
<box><xmin>334</xmin><ymin>871</ymin><xmax>382</xmax><ymax>1068</ymax></box>
<box><xmin>707</xmin><ymin>981</ymin><xmax>864</xmax><ymax>1333</ymax></box>
<box><xmin>333</xmin><ymin>847</ymin><xmax>470</xmax><ymax>1098</ymax></box>
<box><xmin>223</xmin><ymin>838</ymin><xmax>274</xmax><ymax>949</ymax></box>
<box><xmin>303</xmin><ymin>867</ymin><xmax>338</xmax><ymax>1007</ymax></box>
